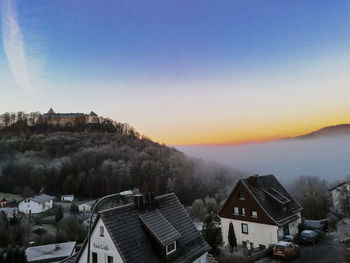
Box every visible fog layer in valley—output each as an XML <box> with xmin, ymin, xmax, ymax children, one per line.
<box><xmin>177</xmin><ymin>135</ymin><xmax>350</xmax><ymax>184</ymax></box>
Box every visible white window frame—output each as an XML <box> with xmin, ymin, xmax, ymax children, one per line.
<box><xmin>166</xmin><ymin>241</ymin><xmax>176</xmax><ymax>255</ymax></box>
<box><xmin>251</xmin><ymin>210</ymin><xmax>258</xmax><ymax>218</ymax></box>
<box><xmin>242</xmin><ymin>223</ymin><xmax>248</xmax><ymax>234</ymax></box>
<box><xmin>241</xmin><ymin>208</ymin><xmax>245</xmax><ymax>216</ymax></box>
<box><xmin>100</xmin><ymin>226</ymin><xmax>104</xmax><ymax>237</ymax></box>
<box><xmin>233</xmin><ymin>207</ymin><xmax>239</xmax><ymax>215</ymax></box>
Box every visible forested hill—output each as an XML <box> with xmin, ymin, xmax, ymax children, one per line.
<box><xmin>0</xmin><ymin>112</ymin><xmax>243</xmax><ymax>205</ymax></box>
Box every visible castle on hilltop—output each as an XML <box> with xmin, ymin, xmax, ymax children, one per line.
<box><xmin>41</xmin><ymin>108</ymin><xmax>99</xmax><ymax>126</ymax></box>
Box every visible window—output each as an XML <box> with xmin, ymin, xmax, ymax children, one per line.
<box><xmin>166</xmin><ymin>241</ymin><xmax>176</xmax><ymax>255</ymax></box>
<box><xmin>92</xmin><ymin>252</ymin><xmax>98</xmax><ymax>263</ymax></box>
<box><xmin>241</xmin><ymin>208</ymin><xmax>245</xmax><ymax>216</ymax></box>
<box><xmin>283</xmin><ymin>225</ymin><xmax>289</xmax><ymax>236</ymax></box>
<box><xmin>241</xmin><ymin>223</ymin><xmax>248</xmax><ymax>234</ymax></box>
<box><xmin>100</xmin><ymin>226</ymin><xmax>104</xmax><ymax>237</ymax></box>
<box><xmin>238</xmin><ymin>192</ymin><xmax>245</xmax><ymax>200</ymax></box>
<box><xmin>107</xmin><ymin>255</ymin><xmax>113</xmax><ymax>263</ymax></box>
<box><xmin>233</xmin><ymin>207</ymin><xmax>239</xmax><ymax>215</ymax></box>
<box><xmin>251</xmin><ymin>210</ymin><xmax>258</xmax><ymax>218</ymax></box>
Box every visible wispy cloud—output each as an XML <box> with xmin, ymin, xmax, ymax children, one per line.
<box><xmin>1</xmin><ymin>0</ymin><xmax>42</xmax><ymax>92</ymax></box>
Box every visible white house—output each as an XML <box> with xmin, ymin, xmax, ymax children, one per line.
<box><xmin>26</xmin><ymin>241</ymin><xmax>76</xmax><ymax>263</ymax></box>
<box><xmin>75</xmin><ymin>193</ymin><xmax>210</xmax><ymax>263</ymax></box>
<box><xmin>329</xmin><ymin>181</ymin><xmax>350</xmax><ymax>213</ymax></box>
<box><xmin>219</xmin><ymin>175</ymin><xmax>303</xmax><ymax>249</ymax></box>
<box><xmin>78</xmin><ymin>200</ymin><xmax>96</xmax><ymax>213</ymax></box>
<box><xmin>61</xmin><ymin>194</ymin><xmax>75</xmax><ymax>202</ymax></box>
<box><xmin>19</xmin><ymin>194</ymin><xmax>54</xmax><ymax>214</ymax></box>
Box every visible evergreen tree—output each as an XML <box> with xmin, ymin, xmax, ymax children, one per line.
<box><xmin>55</xmin><ymin>206</ymin><xmax>64</xmax><ymax>222</ymax></box>
<box><xmin>202</xmin><ymin>213</ymin><xmax>223</xmax><ymax>255</ymax></box>
<box><xmin>228</xmin><ymin>222</ymin><xmax>237</xmax><ymax>252</ymax></box>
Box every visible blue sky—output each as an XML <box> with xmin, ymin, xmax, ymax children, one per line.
<box><xmin>1</xmin><ymin>0</ymin><xmax>350</xmax><ymax>144</ymax></box>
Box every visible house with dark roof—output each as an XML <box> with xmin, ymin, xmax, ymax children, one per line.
<box><xmin>219</xmin><ymin>174</ymin><xmax>303</xmax><ymax>249</ymax></box>
<box><xmin>75</xmin><ymin>193</ymin><xmax>210</xmax><ymax>263</ymax></box>
<box><xmin>19</xmin><ymin>194</ymin><xmax>54</xmax><ymax>214</ymax></box>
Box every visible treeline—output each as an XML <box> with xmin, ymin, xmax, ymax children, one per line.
<box><xmin>0</xmin><ymin>111</ymin><xmax>140</xmax><ymax>137</ymax></box>
<box><xmin>0</xmin><ymin>112</ymin><xmax>243</xmax><ymax>205</ymax></box>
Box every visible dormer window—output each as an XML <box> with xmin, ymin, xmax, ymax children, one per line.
<box><xmin>166</xmin><ymin>241</ymin><xmax>176</xmax><ymax>255</ymax></box>
<box><xmin>100</xmin><ymin>226</ymin><xmax>104</xmax><ymax>237</ymax></box>
<box><xmin>238</xmin><ymin>192</ymin><xmax>245</xmax><ymax>200</ymax></box>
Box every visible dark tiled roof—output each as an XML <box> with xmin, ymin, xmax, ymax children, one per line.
<box><xmin>139</xmin><ymin>210</ymin><xmax>182</xmax><ymax>247</ymax></box>
<box><xmin>241</xmin><ymin>175</ymin><xmax>303</xmax><ymax>226</ymax></box>
<box><xmin>100</xmin><ymin>193</ymin><xmax>210</xmax><ymax>263</ymax></box>
<box><xmin>59</xmin><ymin>253</ymin><xmax>78</xmax><ymax>263</ymax></box>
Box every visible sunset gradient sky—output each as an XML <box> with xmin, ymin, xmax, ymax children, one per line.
<box><xmin>1</xmin><ymin>0</ymin><xmax>350</xmax><ymax>145</ymax></box>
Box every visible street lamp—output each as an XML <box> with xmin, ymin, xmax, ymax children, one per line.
<box><xmin>86</xmin><ymin>192</ymin><xmax>121</xmax><ymax>263</ymax></box>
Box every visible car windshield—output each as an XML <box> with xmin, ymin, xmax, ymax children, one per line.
<box><xmin>274</xmin><ymin>245</ymin><xmax>286</xmax><ymax>250</ymax></box>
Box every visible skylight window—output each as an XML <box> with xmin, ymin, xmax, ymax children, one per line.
<box><xmin>166</xmin><ymin>241</ymin><xmax>176</xmax><ymax>255</ymax></box>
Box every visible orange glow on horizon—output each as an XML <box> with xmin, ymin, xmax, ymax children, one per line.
<box><xmin>151</xmin><ymin>110</ymin><xmax>350</xmax><ymax>146</ymax></box>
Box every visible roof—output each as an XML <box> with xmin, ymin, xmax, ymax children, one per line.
<box><xmin>240</xmin><ymin>175</ymin><xmax>303</xmax><ymax>226</ymax></box>
<box><xmin>0</xmin><ymin>207</ymin><xmax>17</xmax><ymax>214</ymax></box>
<box><xmin>59</xmin><ymin>253</ymin><xmax>78</xmax><ymax>263</ymax></box>
<box><xmin>27</xmin><ymin>194</ymin><xmax>55</xmax><ymax>204</ymax></box>
<box><xmin>139</xmin><ymin>210</ymin><xmax>182</xmax><ymax>247</ymax></box>
<box><xmin>275</xmin><ymin>241</ymin><xmax>292</xmax><ymax>246</ymax></box>
<box><xmin>80</xmin><ymin>200</ymin><xmax>96</xmax><ymax>206</ymax></box>
<box><xmin>89</xmin><ymin>111</ymin><xmax>98</xmax><ymax>116</ymax></box>
<box><xmin>328</xmin><ymin>181</ymin><xmax>350</xmax><ymax>191</ymax></box>
<box><xmin>82</xmin><ymin>193</ymin><xmax>210</xmax><ymax>263</ymax></box>
<box><xmin>26</xmin><ymin>242</ymin><xmax>76</xmax><ymax>263</ymax></box>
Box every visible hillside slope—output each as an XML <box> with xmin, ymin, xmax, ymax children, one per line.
<box><xmin>0</xmin><ymin>114</ymin><xmax>243</xmax><ymax>205</ymax></box>
<box><xmin>295</xmin><ymin>124</ymin><xmax>350</xmax><ymax>139</ymax></box>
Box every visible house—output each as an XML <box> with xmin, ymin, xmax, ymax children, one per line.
<box><xmin>75</xmin><ymin>192</ymin><xmax>210</xmax><ymax>263</ymax></box>
<box><xmin>0</xmin><ymin>207</ymin><xmax>18</xmax><ymax>219</ymax></box>
<box><xmin>0</xmin><ymin>197</ymin><xmax>7</xmax><ymax>207</ymax></box>
<box><xmin>219</xmin><ymin>174</ymin><xmax>303</xmax><ymax>249</ymax></box>
<box><xmin>41</xmin><ymin>108</ymin><xmax>99</xmax><ymax>126</ymax></box>
<box><xmin>19</xmin><ymin>194</ymin><xmax>54</xmax><ymax>214</ymax></box>
<box><xmin>329</xmin><ymin>181</ymin><xmax>350</xmax><ymax>213</ymax></box>
<box><xmin>61</xmin><ymin>194</ymin><xmax>75</xmax><ymax>202</ymax></box>
<box><xmin>25</xmin><ymin>241</ymin><xmax>76</xmax><ymax>263</ymax></box>
<box><xmin>79</xmin><ymin>200</ymin><xmax>96</xmax><ymax>213</ymax></box>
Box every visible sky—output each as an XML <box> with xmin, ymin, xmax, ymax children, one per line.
<box><xmin>1</xmin><ymin>0</ymin><xmax>350</xmax><ymax>145</ymax></box>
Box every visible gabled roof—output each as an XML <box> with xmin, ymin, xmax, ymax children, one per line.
<box><xmin>89</xmin><ymin>111</ymin><xmax>98</xmax><ymax>116</ymax></box>
<box><xmin>139</xmin><ymin>210</ymin><xmax>182</xmax><ymax>247</ymax></box>
<box><xmin>240</xmin><ymin>175</ymin><xmax>303</xmax><ymax>226</ymax></box>
<box><xmin>328</xmin><ymin>181</ymin><xmax>350</xmax><ymax>191</ymax></box>
<box><xmin>26</xmin><ymin>194</ymin><xmax>55</xmax><ymax>204</ymax></box>
<box><xmin>78</xmin><ymin>193</ymin><xmax>210</xmax><ymax>263</ymax></box>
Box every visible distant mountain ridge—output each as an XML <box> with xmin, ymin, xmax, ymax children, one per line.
<box><xmin>294</xmin><ymin>124</ymin><xmax>350</xmax><ymax>139</ymax></box>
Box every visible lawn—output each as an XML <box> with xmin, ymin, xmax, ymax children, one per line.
<box><xmin>0</xmin><ymin>192</ymin><xmax>23</xmax><ymax>203</ymax></box>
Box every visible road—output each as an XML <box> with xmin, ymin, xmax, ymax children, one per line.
<box><xmin>256</xmin><ymin>235</ymin><xmax>346</xmax><ymax>263</ymax></box>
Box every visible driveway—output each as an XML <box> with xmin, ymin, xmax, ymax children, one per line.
<box><xmin>256</xmin><ymin>235</ymin><xmax>345</xmax><ymax>263</ymax></box>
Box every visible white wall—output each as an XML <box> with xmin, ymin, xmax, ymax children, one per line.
<box><xmin>220</xmin><ymin>217</ymin><xmax>279</xmax><ymax>248</ymax></box>
<box><xmin>77</xmin><ymin>218</ymin><xmax>124</xmax><ymax>263</ymax></box>
<box><xmin>79</xmin><ymin>204</ymin><xmax>92</xmax><ymax>212</ymax></box>
<box><xmin>61</xmin><ymin>196</ymin><xmax>74</xmax><ymax>202</ymax></box>
<box><xmin>192</xmin><ymin>252</ymin><xmax>208</xmax><ymax>263</ymax></box>
<box><xmin>19</xmin><ymin>199</ymin><xmax>53</xmax><ymax>214</ymax></box>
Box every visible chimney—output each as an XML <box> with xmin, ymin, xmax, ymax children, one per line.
<box><xmin>133</xmin><ymin>194</ymin><xmax>144</xmax><ymax>209</ymax></box>
<box><xmin>248</xmin><ymin>174</ymin><xmax>259</xmax><ymax>187</ymax></box>
<box><xmin>145</xmin><ymin>192</ymin><xmax>155</xmax><ymax>208</ymax></box>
